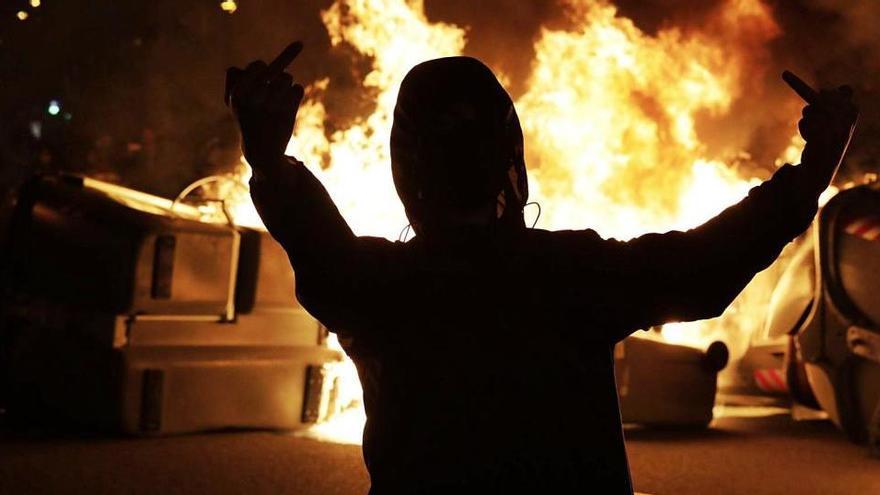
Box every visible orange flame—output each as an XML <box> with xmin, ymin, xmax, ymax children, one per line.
<box><xmin>224</xmin><ymin>0</ymin><xmax>804</xmax><ymax>443</ymax></box>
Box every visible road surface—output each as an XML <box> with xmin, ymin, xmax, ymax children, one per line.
<box><xmin>1</xmin><ymin>411</ymin><xmax>877</xmax><ymax>494</ymax></box>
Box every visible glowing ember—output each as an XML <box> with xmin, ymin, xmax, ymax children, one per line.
<box><xmin>223</xmin><ymin>0</ymin><xmax>814</xmax><ymax>443</ymax></box>
<box><xmin>220</xmin><ymin>0</ymin><xmax>237</xmax><ymax>14</ymax></box>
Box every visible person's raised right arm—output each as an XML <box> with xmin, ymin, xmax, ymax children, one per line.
<box><xmin>226</xmin><ymin>41</ymin><xmax>356</xmax><ymax>268</ymax></box>
<box><xmin>226</xmin><ymin>41</ymin><xmax>391</xmax><ymax>333</ymax></box>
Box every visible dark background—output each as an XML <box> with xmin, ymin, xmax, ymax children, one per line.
<box><xmin>1</xmin><ymin>0</ymin><xmax>877</xmax><ymax>198</ymax></box>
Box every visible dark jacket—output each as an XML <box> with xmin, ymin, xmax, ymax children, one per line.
<box><xmin>250</xmin><ymin>158</ymin><xmax>819</xmax><ymax>494</ymax></box>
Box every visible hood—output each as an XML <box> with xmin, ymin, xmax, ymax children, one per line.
<box><xmin>390</xmin><ymin>56</ymin><xmax>528</xmax><ymax>238</ymax></box>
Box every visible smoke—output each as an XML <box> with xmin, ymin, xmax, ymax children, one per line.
<box><xmin>799</xmin><ymin>0</ymin><xmax>880</xmax><ymax>64</ymax></box>
<box><xmin>770</xmin><ymin>0</ymin><xmax>880</xmax><ymax>179</ymax></box>
<box><xmin>422</xmin><ymin>1</ymin><xmax>567</xmax><ymax>97</ymax></box>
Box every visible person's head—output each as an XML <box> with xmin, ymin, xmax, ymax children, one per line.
<box><xmin>391</xmin><ymin>56</ymin><xmax>528</xmax><ymax>239</ymax></box>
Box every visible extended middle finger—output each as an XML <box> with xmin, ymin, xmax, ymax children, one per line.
<box><xmin>266</xmin><ymin>41</ymin><xmax>303</xmax><ymax>78</ymax></box>
<box><xmin>231</xmin><ymin>60</ymin><xmax>270</xmax><ymax>104</ymax></box>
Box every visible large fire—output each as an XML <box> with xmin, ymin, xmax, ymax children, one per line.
<box><xmin>221</xmin><ymin>0</ymin><xmax>810</xmax><ymax>444</ymax></box>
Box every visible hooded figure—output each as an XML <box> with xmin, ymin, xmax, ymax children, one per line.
<box><xmin>391</xmin><ymin>57</ymin><xmax>528</xmax><ymax>238</ymax></box>
<box><xmin>238</xmin><ymin>49</ymin><xmax>854</xmax><ymax>494</ymax></box>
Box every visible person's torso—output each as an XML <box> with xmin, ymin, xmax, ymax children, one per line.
<box><xmin>341</xmin><ymin>230</ymin><xmax>633</xmax><ymax>493</ymax></box>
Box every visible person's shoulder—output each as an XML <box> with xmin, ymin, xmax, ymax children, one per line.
<box><xmin>525</xmin><ymin>227</ymin><xmax>606</xmax><ymax>248</ymax></box>
<box><xmin>354</xmin><ymin>235</ymin><xmax>403</xmax><ymax>252</ymax></box>
<box><xmin>356</xmin><ymin>235</ymin><xmax>398</xmax><ymax>245</ymax></box>
<box><xmin>520</xmin><ymin>228</ymin><xmax>635</xmax><ymax>267</ymax></box>
<box><xmin>354</xmin><ymin>236</ymin><xmax>419</xmax><ymax>262</ymax></box>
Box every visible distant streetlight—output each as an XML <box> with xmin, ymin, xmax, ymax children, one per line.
<box><xmin>48</xmin><ymin>100</ymin><xmax>61</xmax><ymax>116</ymax></box>
<box><xmin>16</xmin><ymin>11</ymin><xmax>28</xmax><ymax>21</ymax></box>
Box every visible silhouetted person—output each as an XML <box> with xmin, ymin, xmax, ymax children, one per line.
<box><xmin>226</xmin><ymin>41</ymin><xmax>858</xmax><ymax>494</ymax></box>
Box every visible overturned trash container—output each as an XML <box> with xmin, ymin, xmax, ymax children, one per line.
<box><xmin>0</xmin><ymin>174</ymin><xmax>343</xmax><ymax>435</ymax></box>
<box><xmin>615</xmin><ymin>337</ymin><xmax>728</xmax><ymax>428</ymax></box>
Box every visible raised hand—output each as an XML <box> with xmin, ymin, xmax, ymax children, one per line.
<box><xmin>226</xmin><ymin>41</ymin><xmax>305</xmax><ymax>169</ymax></box>
<box><xmin>783</xmin><ymin>70</ymin><xmax>859</xmax><ymax>188</ymax></box>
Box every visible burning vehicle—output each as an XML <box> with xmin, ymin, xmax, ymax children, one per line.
<box><xmin>0</xmin><ymin>174</ymin><xmax>345</xmax><ymax>434</ymax></box>
<box><xmin>738</xmin><ymin>179</ymin><xmax>880</xmax><ymax>452</ymax></box>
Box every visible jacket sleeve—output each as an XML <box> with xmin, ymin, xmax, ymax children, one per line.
<box><xmin>553</xmin><ymin>163</ymin><xmax>822</xmax><ymax>342</ymax></box>
<box><xmin>248</xmin><ymin>156</ymin><xmax>396</xmax><ymax>335</ymax></box>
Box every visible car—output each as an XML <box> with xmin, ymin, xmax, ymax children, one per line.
<box><xmin>757</xmin><ymin>179</ymin><xmax>880</xmax><ymax>453</ymax></box>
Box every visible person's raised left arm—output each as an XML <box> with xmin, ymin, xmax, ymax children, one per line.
<box><xmin>555</xmin><ymin>72</ymin><xmax>858</xmax><ymax>342</ymax></box>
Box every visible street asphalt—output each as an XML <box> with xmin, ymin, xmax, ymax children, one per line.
<box><xmin>1</xmin><ymin>413</ymin><xmax>877</xmax><ymax>494</ymax></box>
